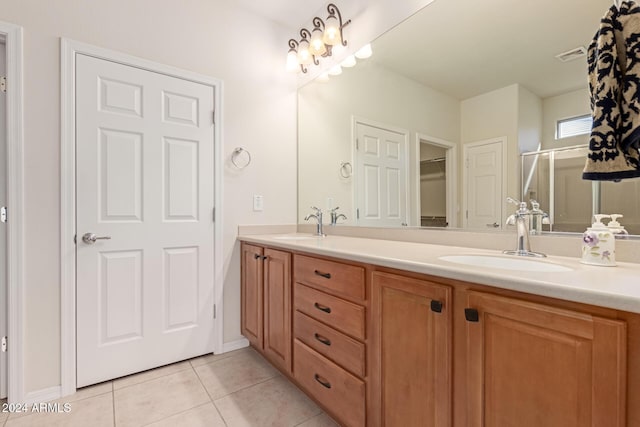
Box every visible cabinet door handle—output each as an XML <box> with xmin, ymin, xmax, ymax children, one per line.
<box><xmin>314</xmin><ymin>374</ymin><xmax>332</xmax><ymax>389</ymax></box>
<box><xmin>314</xmin><ymin>333</ymin><xmax>332</xmax><ymax>346</ymax></box>
<box><xmin>254</xmin><ymin>254</ymin><xmax>261</xmax><ymax>260</ymax></box>
<box><xmin>465</xmin><ymin>308</ymin><xmax>480</xmax><ymax>322</ymax></box>
<box><xmin>314</xmin><ymin>270</ymin><xmax>331</xmax><ymax>279</ymax></box>
<box><xmin>314</xmin><ymin>302</ymin><xmax>332</xmax><ymax>314</ymax></box>
<box><xmin>431</xmin><ymin>300</ymin><xmax>443</xmax><ymax>313</ymax></box>
<box><xmin>262</xmin><ymin>255</ymin><xmax>268</xmax><ymax>260</ymax></box>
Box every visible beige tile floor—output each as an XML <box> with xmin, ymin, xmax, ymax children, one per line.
<box><xmin>1</xmin><ymin>347</ymin><xmax>340</xmax><ymax>427</ymax></box>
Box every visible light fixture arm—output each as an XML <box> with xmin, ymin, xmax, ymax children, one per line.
<box><xmin>299</xmin><ymin>28</ymin><xmax>319</xmax><ymax>65</ymax></box>
<box><xmin>288</xmin><ymin>39</ymin><xmax>307</xmax><ymax>73</ymax></box>
<box><xmin>327</xmin><ymin>3</ymin><xmax>351</xmax><ymax>47</ymax></box>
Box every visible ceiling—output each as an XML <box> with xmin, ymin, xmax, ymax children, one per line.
<box><xmin>233</xmin><ymin>0</ymin><xmax>328</xmax><ymax>30</ymax></box>
<box><xmin>370</xmin><ymin>0</ymin><xmax>612</xmax><ymax>99</ymax></box>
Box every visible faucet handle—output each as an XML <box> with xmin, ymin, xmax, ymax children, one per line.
<box><xmin>506</xmin><ymin>197</ymin><xmax>521</xmax><ymax>206</ymax></box>
<box><xmin>329</xmin><ymin>206</ymin><xmax>340</xmax><ymax>213</ymax></box>
<box><xmin>310</xmin><ymin>206</ymin><xmax>322</xmax><ymax>214</ymax></box>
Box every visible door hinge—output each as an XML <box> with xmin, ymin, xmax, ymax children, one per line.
<box><xmin>212</xmin><ymin>207</ymin><xmax>216</xmax><ymax>222</ymax></box>
<box><xmin>213</xmin><ymin>110</ymin><xmax>215</xmax><ymax>124</ymax></box>
<box><xmin>213</xmin><ymin>304</ymin><xmax>217</xmax><ymax>319</ymax></box>
<box><xmin>356</xmin><ymin>208</ymin><xmax>360</xmax><ymax>219</ymax></box>
<box><xmin>0</xmin><ymin>76</ymin><xmax>6</xmax><ymax>93</ymax></box>
<box><xmin>466</xmin><ymin>210</ymin><xmax>469</xmax><ymax>219</ymax></box>
<box><xmin>1</xmin><ymin>206</ymin><xmax>7</xmax><ymax>223</ymax></box>
<box><xmin>465</xmin><ymin>157</ymin><xmax>469</xmax><ymax>168</ymax></box>
<box><xmin>356</xmin><ymin>138</ymin><xmax>359</xmax><ymax>150</ymax></box>
<box><xmin>1</xmin><ymin>336</ymin><xmax>7</xmax><ymax>352</ymax></box>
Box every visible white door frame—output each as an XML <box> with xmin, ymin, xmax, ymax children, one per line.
<box><xmin>462</xmin><ymin>137</ymin><xmax>508</xmax><ymax>229</ymax></box>
<box><xmin>351</xmin><ymin>116</ymin><xmax>410</xmax><ymax>226</ymax></box>
<box><xmin>0</xmin><ymin>21</ymin><xmax>24</xmax><ymax>404</ymax></box>
<box><xmin>415</xmin><ymin>133</ymin><xmax>458</xmax><ymax>228</ymax></box>
<box><xmin>60</xmin><ymin>39</ymin><xmax>224</xmax><ymax>397</ymax></box>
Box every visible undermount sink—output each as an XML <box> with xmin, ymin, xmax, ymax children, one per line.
<box><xmin>438</xmin><ymin>254</ymin><xmax>573</xmax><ymax>273</ymax></box>
<box><xmin>272</xmin><ymin>235</ymin><xmax>321</xmax><ymax>241</ymax></box>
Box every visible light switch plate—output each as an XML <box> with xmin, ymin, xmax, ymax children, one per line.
<box><xmin>253</xmin><ymin>195</ymin><xmax>264</xmax><ymax>211</ymax></box>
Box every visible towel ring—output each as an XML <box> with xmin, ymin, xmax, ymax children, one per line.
<box><xmin>340</xmin><ymin>161</ymin><xmax>352</xmax><ymax>178</ymax></box>
<box><xmin>231</xmin><ymin>147</ymin><xmax>251</xmax><ymax>169</ymax></box>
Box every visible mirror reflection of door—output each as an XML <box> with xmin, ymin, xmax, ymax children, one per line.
<box><xmin>464</xmin><ymin>138</ymin><xmax>505</xmax><ymax>230</ymax></box>
<box><xmin>419</xmin><ymin>142</ymin><xmax>447</xmax><ymax>227</ymax></box>
<box><xmin>354</xmin><ymin>120</ymin><xmax>409</xmax><ymax>227</ymax></box>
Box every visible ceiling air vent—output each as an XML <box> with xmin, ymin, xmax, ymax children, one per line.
<box><xmin>555</xmin><ymin>46</ymin><xmax>587</xmax><ymax>62</ymax></box>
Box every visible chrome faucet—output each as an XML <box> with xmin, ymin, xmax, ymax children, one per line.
<box><xmin>329</xmin><ymin>207</ymin><xmax>347</xmax><ymax>226</ymax></box>
<box><xmin>304</xmin><ymin>206</ymin><xmax>326</xmax><ymax>237</ymax></box>
<box><xmin>503</xmin><ymin>197</ymin><xmax>546</xmax><ymax>258</ymax></box>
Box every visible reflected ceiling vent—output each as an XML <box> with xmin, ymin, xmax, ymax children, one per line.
<box><xmin>555</xmin><ymin>46</ymin><xmax>587</xmax><ymax>62</ymax></box>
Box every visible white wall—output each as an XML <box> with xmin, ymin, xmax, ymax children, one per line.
<box><xmin>461</xmin><ymin>84</ymin><xmax>519</xmax><ymax>202</ymax></box>
<box><xmin>298</xmin><ymin>61</ymin><xmax>460</xmax><ymax>226</ymax></box>
<box><xmin>518</xmin><ymin>86</ymin><xmax>543</xmax><ymax>154</ymax></box>
<box><xmin>1</xmin><ymin>0</ymin><xmax>297</xmax><ymax>395</ymax></box>
<box><xmin>541</xmin><ymin>88</ymin><xmax>590</xmax><ymax>150</ymax></box>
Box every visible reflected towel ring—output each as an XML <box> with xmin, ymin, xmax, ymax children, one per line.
<box><xmin>340</xmin><ymin>161</ymin><xmax>352</xmax><ymax>178</ymax></box>
<box><xmin>231</xmin><ymin>147</ymin><xmax>252</xmax><ymax>169</ymax></box>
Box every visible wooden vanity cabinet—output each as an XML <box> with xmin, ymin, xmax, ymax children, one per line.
<box><xmin>240</xmin><ymin>243</ymin><xmax>292</xmax><ymax>374</ymax></box>
<box><xmin>292</xmin><ymin>254</ymin><xmax>367</xmax><ymax>427</ymax></box>
<box><xmin>369</xmin><ymin>271</ymin><xmax>452</xmax><ymax>427</ymax></box>
<box><xmin>464</xmin><ymin>291</ymin><xmax>627</xmax><ymax>427</ymax></box>
<box><xmin>241</xmin><ymin>243</ymin><xmax>633</xmax><ymax>426</ymax></box>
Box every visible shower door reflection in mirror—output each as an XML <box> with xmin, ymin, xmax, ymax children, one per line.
<box><xmin>522</xmin><ymin>146</ymin><xmax>640</xmax><ymax>234</ymax></box>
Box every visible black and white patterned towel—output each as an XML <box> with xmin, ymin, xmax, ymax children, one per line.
<box><xmin>583</xmin><ymin>1</ymin><xmax>640</xmax><ymax>180</ymax></box>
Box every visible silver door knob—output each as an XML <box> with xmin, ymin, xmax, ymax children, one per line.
<box><xmin>82</xmin><ymin>233</ymin><xmax>112</xmax><ymax>244</ymax></box>
<box><xmin>486</xmin><ymin>222</ymin><xmax>499</xmax><ymax>228</ymax></box>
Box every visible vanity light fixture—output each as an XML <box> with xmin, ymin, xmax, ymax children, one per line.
<box><xmin>286</xmin><ymin>3</ymin><xmax>351</xmax><ymax>73</ymax></box>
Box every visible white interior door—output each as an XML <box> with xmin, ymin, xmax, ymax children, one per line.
<box><xmin>465</xmin><ymin>139</ymin><xmax>504</xmax><ymax>230</ymax></box>
<box><xmin>355</xmin><ymin>122</ymin><xmax>408</xmax><ymax>227</ymax></box>
<box><xmin>0</xmin><ymin>41</ymin><xmax>6</xmax><ymax>399</ymax></box>
<box><xmin>76</xmin><ymin>54</ymin><xmax>216</xmax><ymax>387</ymax></box>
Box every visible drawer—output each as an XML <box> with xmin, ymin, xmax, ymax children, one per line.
<box><xmin>294</xmin><ymin>311</ymin><xmax>365</xmax><ymax>377</ymax></box>
<box><xmin>294</xmin><ymin>255</ymin><xmax>365</xmax><ymax>300</ymax></box>
<box><xmin>294</xmin><ymin>340</ymin><xmax>365</xmax><ymax>427</ymax></box>
<box><xmin>295</xmin><ymin>284</ymin><xmax>365</xmax><ymax>340</ymax></box>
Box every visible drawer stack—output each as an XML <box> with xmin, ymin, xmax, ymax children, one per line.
<box><xmin>292</xmin><ymin>254</ymin><xmax>367</xmax><ymax>427</ymax></box>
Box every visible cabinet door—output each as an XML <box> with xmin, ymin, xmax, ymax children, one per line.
<box><xmin>263</xmin><ymin>248</ymin><xmax>292</xmax><ymax>373</ymax></box>
<box><xmin>241</xmin><ymin>243</ymin><xmax>263</xmax><ymax>349</ymax></box>
<box><xmin>370</xmin><ymin>272</ymin><xmax>452</xmax><ymax>427</ymax></box>
<box><xmin>466</xmin><ymin>291</ymin><xmax>626</xmax><ymax>427</ymax></box>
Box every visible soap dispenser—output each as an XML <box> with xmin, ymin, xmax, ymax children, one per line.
<box><xmin>581</xmin><ymin>215</ymin><xmax>616</xmax><ymax>266</ymax></box>
<box><xmin>608</xmin><ymin>214</ymin><xmax>629</xmax><ymax>237</ymax></box>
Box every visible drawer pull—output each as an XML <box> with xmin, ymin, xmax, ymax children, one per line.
<box><xmin>465</xmin><ymin>308</ymin><xmax>480</xmax><ymax>322</ymax></box>
<box><xmin>314</xmin><ymin>374</ymin><xmax>332</xmax><ymax>389</ymax></box>
<box><xmin>314</xmin><ymin>333</ymin><xmax>332</xmax><ymax>346</ymax></box>
<box><xmin>314</xmin><ymin>302</ymin><xmax>332</xmax><ymax>314</ymax></box>
<box><xmin>314</xmin><ymin>270</ymin><xmax>332</xmax><ymax>279</ymax></box>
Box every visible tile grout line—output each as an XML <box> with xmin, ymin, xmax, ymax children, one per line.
<box><xmin>111</xmin><ymin>381</ymin><xmax>116</xmax><ymax>427</ymax></box>
<box><xmin>191</xmin><ymin>365</ymin><xmax>229</xmax><ymax>427</ymax></box>
<box><xmin>112</xmin><ymin>364</ymin><xmax>193</xmax><ymax>392</ymax></box>
<box><xmin>138</xmin><ymin>402</ymin><xmax>212</xmax><ymax>427</ymax></box>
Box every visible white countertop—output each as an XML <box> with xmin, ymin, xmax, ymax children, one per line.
<box><xmin>239</xmin><ymin>233</ymin><xmax>640</xmax><ymax>314</ymax></box>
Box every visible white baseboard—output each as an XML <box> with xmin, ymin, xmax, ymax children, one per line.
<box><xmin>21</xmin><ymin>386</ymin><xmax>62</xmax><ymax>404</ymax></box>
<box><xmin>221</xmin><ymin>337</ymin><xmax>250</xmax><ymax>353</ymax></box>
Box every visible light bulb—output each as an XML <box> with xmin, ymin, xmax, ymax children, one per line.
<box><xmin>309</xmin><ymin>27</ymin><xmax>327</xmax><ymax>56</ymax></box>
<box><xmin>341</xmin><ymin>55</ymin><xmax>356</xmax><ymax>68</ymax></box>
<box><xmin>355</xmin><ymin>44</ymin><xmax>372</xmax><ymax>59</ymax></box>
<box><xmin>297</xmin><ymin>40</ymin><xmax>313</xmax><ymax>66</ymax></box>
<box><xmin>322</xmin><ymin>15</ymin><xmax>342</xmax><ymax>46</ymax></box>
<box><xmin>328</xmin><ymin>65</ymin><xmax>342</xmax><ymax>76</ymax></box>
<box><xmin>286</xmin><ymin>50</ymin><xmax>300</xmax><ymax>73</ymax></box>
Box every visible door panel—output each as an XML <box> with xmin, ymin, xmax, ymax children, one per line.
<box><xmin>466</xmin><ymin>291</ymin><xmax>626</xmax><ymax>427</ymax></box>
<box><xmin>76</xmin><ymin>54</ymin><xmax>216</xmax><ymax>387</ymax></box>
<box><xmin>355</xmin><ymin>122</ymin><xmax>408</xmax><ymax>227</ymax></box>
<box><xmin>241</xmin><ymin>244</ymin><xmax>263</xmax><ymax>349</ymax></box>
<box><xmin>263</xmin><ymin>249</ymin><xmax>291</xmax><ymax>373</ymax></box>
<box><xmin>466</xmin><ymin>140</ymin><xmax>503</xmax><ymax>229</ymax></box>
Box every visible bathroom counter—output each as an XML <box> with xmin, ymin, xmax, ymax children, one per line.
<box><xmin>238</xmin><ymin>233</ymin><xmax>640</xmax><ymax>314</ymax></box>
